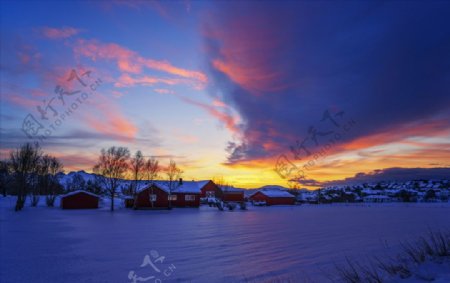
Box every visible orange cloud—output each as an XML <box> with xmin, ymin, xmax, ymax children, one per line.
<box><xmin>53</xmin><ymin>153</ymin><xmax>97</xmax><ymax>171</ymax></box>
<box><xmin>142</xmin><ymin>58</ymin><xmax>207</xmax><ymax>83</ymax></box>
<box><xmin>342</xmin><ymin>118</ymin><xmax>450</xmax><ymax>151</ymax></box>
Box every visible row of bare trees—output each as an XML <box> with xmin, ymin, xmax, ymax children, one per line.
<box><xmin>0</xmin><ymin>143</ymin><xmax>183</xmax><ymax>212</ymax></box>
<box><xmin>92</xmin><ymin>146</ymin><xmax>183</xmax><ymax>211</ymax></box>
<box><xmin>0</xmin><ymin>143</ymin><xmax>64</xmax><ymax>211</ymax></box>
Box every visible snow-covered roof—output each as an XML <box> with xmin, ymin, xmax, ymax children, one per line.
<box><xmin>221</xmin><ymin>186</ymin><xmax>244</xmax><ymax>193</ymax></box>
<box><xmin>196</xmin><ymin>180</ymin><xmax>211</xmax><ymax>189</ymax></box>
<box><xmin>61</xmin><ymin>190</ymin><xmax>100</xmax><ymax>198</ymax></box>
<box><xmin>363</xmin><ymin>195</ymin><xmax>391</xmax><ymax>199</ymax></box>
<box><xmin>173</xmin><ymin>181</ymin><xmax>203</xmax><ymax>194</ymax></box>
<box><xmin>254</xmin><ymin>189</ymin><xmax>295</xmax><ymax>198</ymax></box>
<box><xmin>137</xmin><ymin>180</ymin><xmax>203</xmax><ymax>194</ymax></box>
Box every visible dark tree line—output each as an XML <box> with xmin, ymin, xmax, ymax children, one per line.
<box><xmin>1</xmin><ymin>143</ymin><xmax>183</xmax><ymax>212</ymax></box>
<box><xmin>2</xmin><ymin>143</ymin><xmax>64</xmax><ymax>211</ymax></box>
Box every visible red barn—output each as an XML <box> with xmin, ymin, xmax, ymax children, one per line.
<box><xmin>172</xmin><ymin>181</ymin><xmax>201</xmax><ymax>207</ymax></box>
<box><xmin>221</xmin><ymin>187</ymin><xmax>245</xmax><ymax>202</ymax></box>
<box><xmin>60</xmin><ymin>190</ymin><xmax>99</xmax><ymax>209</ymax></box>
<box><xmin>134</xmin><ymin>181</ymin><xmax>202</xmax><ymax>209</ymax></box>
<box><xmin>199</xmin><ymin>180</ymin><xmax>245</xmax><ymax>202</ymax></box>
<box><xmin>134</xmin><ymin>184</ymin><xmax>169</xmax><ymax>209</ymax></box>
<box><xmin>249</xmin><ymin>189</ymin><xmax>295</xmax><ymax>205</ymax></box>
<box><xmin>199</xmin><ymin>180</ymin><xmax>221</xmax><ymax>198</ymax></box>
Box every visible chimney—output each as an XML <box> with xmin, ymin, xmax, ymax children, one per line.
<box><xmin>179</xmin><ymin>178</ymin><xmax>183</xmax><ymax>185</ymax></box>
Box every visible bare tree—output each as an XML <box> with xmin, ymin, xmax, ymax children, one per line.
<box><xmin>0</xmin><ymin>160</ymin><xmax>12</xmax><ymax>197</ymax></box>
<box><xmin>143</xmin><ymin>157</ymin><xmax>160</xmax><ymax>208</ymax></box>
<box><xmin>130</xmin><ymin>150</ymin><xmax>144</xmax><ymax>196</ymax></box>
<box><xmin>287</xmin><ymin>180</ymin><xmax>301</xmax><ymax>196</ymax></box>
<box><xmin>213</xmin><ymin>175</ymin><xmax>230</xmax><ymax>192</ymax></box>
<box><xmin>40</xmin><ymin>155</ymin><xmax>63</xmax><ymax>207</ymax></box>
<box><xmin>10</xmin><ymin>143</ymin><xmax>42</xmax><ymax>211</ymax></box>
<box><xmin>68</xmin><ymin>173</ymin><xmax>86</xmax><ymax>192</ymax></box>
<box><xmin>166</xmin><ymin>159</ymin><xmax>182</xmax><ymax>208</ymax></box>
<box><xmin>93</xmin><ymin>146</ymin><xmax>130</xmax><ymax>211</ymax></box>
<box><xmin>86</xmin><ymin>178</ymin><xmax>103</xmax><ymax>195</ymax></box>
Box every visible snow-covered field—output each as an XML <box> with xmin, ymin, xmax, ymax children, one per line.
<box><xmin>1</xmin><ymin>197</ymin><xmax>449</xmax><ymax>283</ymax></box>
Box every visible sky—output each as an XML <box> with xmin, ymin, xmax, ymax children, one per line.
<box><xmin>1</xmin><ymin>1</ymin><xmax>450</xmax><ymax>189</ymax></box>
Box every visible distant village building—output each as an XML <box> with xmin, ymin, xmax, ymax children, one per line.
<box><xmin>60</xmin><ymin>190</ymin><xmax>100</xmax><ymax>209</ymax></box>
<box><xmin>362</xmin><ymin>195</ymin><xmax>392</xmax><ymax>203</ymax></box>
<box><xmin>249</xmin><ymin>189</ymin><xmax>295</xmax><ymax>205</ymax></box>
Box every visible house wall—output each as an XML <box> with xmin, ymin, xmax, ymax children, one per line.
<box><xmin>222</xmin><ymin>192</ymin><xmax>244</xmax><ymax>202</ymax></box>
<box><xmin>172</xmin><ymin>193</ymin><xmax>200</xmax><ymax>207</ymax></box>
<box><xmin>266</xmin><ymin>197</ymin><xmax>295</xmax><ymax>205</ymax></box>
<box><xmin>200</xmin><ymin>181</ymin><xmax>221</xmax><ymax>198</ymax></box>
<box><xmin>249</xmin><ymin>192</ymin><xmax>267</xmax><ymax>202</ymax></box>
<box><xmin>135</xmin><ymin>185</ymin><xmax>169</xmax><ymax>208</ymax></box>
<box><xmin>249</xmin><ymin>192</ymin><xmax>295</xmax><ymax>205</ymax></box>
<box><xmin>61</xmin><ymin>192</ymin><xmax>99</xmax><ymax>209</ymax></box>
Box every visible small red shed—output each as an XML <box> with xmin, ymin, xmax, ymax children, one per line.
<box><xmin>221</xmin><ymin>187</ymin><xmax>245</xmax><ymax>202</ymax></box>
<box><xmin>249</xmin><ymin>189</ymin><xmax>295</xmax><ymax>205</ymax></box>
<box><xmin>60</xmin><ymin>190</ymin><xmax>100</xmax><ymax>209</ymax></box>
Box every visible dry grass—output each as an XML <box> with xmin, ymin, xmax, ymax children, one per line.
<box><xmin>335</xmin><ymin>230</ymin><xmax>449</xmax><ymax>283</ymax></box>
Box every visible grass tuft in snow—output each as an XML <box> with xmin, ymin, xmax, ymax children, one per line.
<box><xmin>335</xmin><ymin>230</ymin><xmax>450</xmax><ymax>283</ymax></box>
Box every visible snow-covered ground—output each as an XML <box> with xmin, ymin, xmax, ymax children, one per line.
<box><xmin>1</xmin><ymin>197</ymin><xmax>449</xmax><ymax>282</ymax></box>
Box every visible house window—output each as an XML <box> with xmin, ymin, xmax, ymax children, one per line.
<box><xmin>168</xmin><ymin>195</ymin><xmax>177</xmax><ymax>201</ymax></box>
<box><xmin>185</xmin><ymin>195</ymin><xmax>196</xmax><ymax>201</ymax></box>
<box><xmin>206</xmin><ymin>191</ymin><xmax>215</xmax><ymax>197</ymax></box>
<box><xmin>149</xmin><ymin>194</ymin><xmax>157</xmax><ymax>202</ymax></box>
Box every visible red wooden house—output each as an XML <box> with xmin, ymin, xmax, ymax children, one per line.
<box><xmin>249</xmin><ymin>189</ymin><xmax>295</xmax><ymax>205</ymax></box>
<box><xmin>199</xmin><ymin>180</ymin><xmax>245</xmax><ymax>202</ymax></box>
<box><xmin>134</xmin><ymin>180</ymin><xmax>201</xmax><ymax>209</ymax></box>
<box><xmin>221</xmin><ymin>186</ymin><xmax>245</xmax><ymax>202</ymax></box>
<box><xmin>172</xmin><ymin>181</ymin><xmax>201</xmax><ymax>207</ymax></box>
<box><xmin>134</xmin><ymin>184</ymin><xmax>169</xmax><ymax>209</ymax></box>
<box><xmin>60</xmin><ymin>190</ymin><xmax>100</xmax><ymax>209</ymax></box>
<box><xmin>199</xmin><ymin>180</ymin><xmax>221</xmax><ymax>198</ymax></box>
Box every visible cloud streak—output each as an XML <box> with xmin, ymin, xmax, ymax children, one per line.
<box><xmin>41</xmin><ymin>26</ymin><xmax>81</xmax><ymax>39</ymax></box>
<box><xmin>73</xmin><ymin>39</ymin><xmax>207</xmax><ymax>85</ymax></box>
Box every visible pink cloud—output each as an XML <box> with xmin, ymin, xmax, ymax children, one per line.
<box><xmin>212</xmin><ymin>98</ymin><xmax>227</xmax><ymax>108</ymax></box>
<box><xmin>73</xmin><ymin>39</ymin><xmax>207</xmax><ymax>85</ymax></box>
<box><xmin>178</xmin><ymin>95</ymin><xmax>241</xmax><ymax>134</ymax></box>
<box><xmin>154</xmin><ymin>88</ymin><xmax>174</xmax><ymax>94</ymax></box>
<box><xmin>114</xmin><ymin>74</ymin><xmax>184</xmax><ymax>87</ymax></box>
<box><xmin>82</xmin><ymin>93</ymin><xmax>138</xmax><ymax>140</ymax></box>
<box><xmin>5</xmin><ymin>94</ymin><xmax>39</xmax><ymax>109</ymax></box>
<box><xmin>203</xmin><ymin>13</ymin><xmax>291</xmax><ymax>96</ymax></box>
<box><xmin>41</xmin><ymin>26</ymin><xmax>81</xmax><ymax>39</ymax></box>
